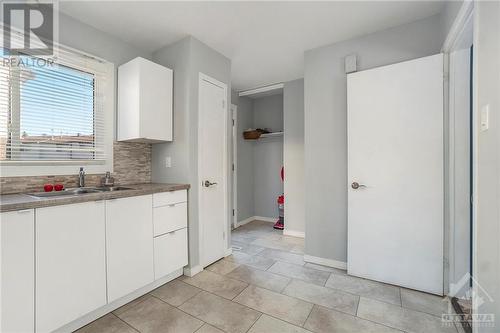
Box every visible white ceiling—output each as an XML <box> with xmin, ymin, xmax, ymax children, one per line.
<box><xmin>59</xmin><ymin>1</ymin><xmax>445</xmax><ymax>91</ymax></box>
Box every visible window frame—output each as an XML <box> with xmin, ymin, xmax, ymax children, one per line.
<box><xmin>0</xmin><ymin>43</ymin><xmax>114</xmax><ymax>177</ymax></box>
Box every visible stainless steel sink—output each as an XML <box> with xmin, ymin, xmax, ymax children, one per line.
<box><xmin>26</xmin><ymin>186</ymin><xmax>132</xmax><ymax>198</ymax></box>
<box><xmin>93</xmin><ymin>186</ymin><xmax>132</xmax><ymax>192</ymax></box>
<box><xmin>27</xmin><ymin>187</ymin><xmax>102</xmax><ymax>198</ymax></box>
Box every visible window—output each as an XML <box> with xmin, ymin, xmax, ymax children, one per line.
<box><xmin>0</xmin><ymin>38</ymin><xmax>114</xmax><ymax>176</ymax></box>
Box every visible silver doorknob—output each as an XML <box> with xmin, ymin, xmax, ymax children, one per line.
<box><xmin>204</xmin><ymin>180</ymin><xmax>218</xmax><ymax>187</ymax></box>
<box><xmin>351</xmin><ymin>182</ymin><xmax>367</xmax><ymax>189</ymax></box>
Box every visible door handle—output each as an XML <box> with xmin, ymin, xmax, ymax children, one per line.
<box><xmin>351</xmin><ymin>182</ymin><xmax>367</xmax><ymax>189</ymax></box>
<box><xmin>204</xmin><ymin>180</ymin><xmax>218</xmax><ymax>187</ymax></box>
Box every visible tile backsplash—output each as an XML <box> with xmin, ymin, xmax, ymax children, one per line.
<box><xmin>0</xmin><ymin>141</ymin><xmax>152</xmax><ymax>194</ymax></box>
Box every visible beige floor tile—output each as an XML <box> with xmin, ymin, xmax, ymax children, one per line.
<box><xmin>268</xmin><ymin>261</ymin><xmax>330</xmax><ymax>286</ymax></box>
<box><xmin>401</xmin><ymin>288</ymin><xmax>451</xmax><ymax>317</ymax></box>
<box><xmin>283</xmin><ymin>279</ymin><xmax>359</xmax><ymax>315</ymax></box>
<box><xmin>234</xmin><ymin>285</ymin><xmax>313</xmax><ymax>326</ymax></box>
<box><xmin>195</xmin><ymin>323</ymin><xmax>225</xmax><ymax>333</ymax></box>
<box><xmin>357</xmin><ymin>297</ymin><xmax>458</xmax><ymax>333</ymax></box>
<box><xmin>112</xmin><ymin>294</ymin><xmax>154</xmax><ymax>316</ymax></box>
<box><xmin>231</xmin><ymin>233</ymin><xmax>258</xmax><ymax>243</ymax></box>
<box><xmin>227</xmin><ymin>265</ymin><xmax>291</xmax><ymax>292</ymax></box>
<box><xmin>225</xmin><ymin>251</ymin><xmax>276</xmax><ymax>270</ymax></box>
<box><xmin>248</xmin><ymin>314</ymin><xmax>313</xmax><ymax>333</ymax></box>
<box><xmin>179</xmin><ymin>291</ymin><xmax>261</xmax><ymax>333</ymax></box>
<box><xmin>325</xmin><ymin>274</ymin><xmax>401</xmax><ymax>305</ymax></box>
<box><xmin>231</xmin><ymin>240</ymin><xmax>266</xmax><ymax>255</ymax></box>
<box><xmin>182</xmin><ymin>270</ymin><xmax>248</xmax><ymax>299</ymax></box>
<box><xmin>258</xmin><ymin>248</ymin><xmax>305</xmax><ymax>266</ymax></box>
<box><xmin>117</xmin><ymin>296</ymin><xmax>203</xmax><ymax>333</ymax></box>
<box><xmin>250</xmin><ymin>237</ymin><xmax>296</xmax><ymax>251</ymax></box>
<box><xmin>75</xmin><ymin>313</ymin><xmax>137</xmax><ymax>333</ymax></box>
<box><xmin>304</xmin><ymin>305</ymin><xmax>403</xmax><ymax>333</ymax></box>
<box><xmin>291</xmin><ymin>244</ymin><xmax>305</xmax><ymax>254</ymax></box>
<box><xmin>304</xmin><ymin>262</ymin><xmax>348</xmax><ymax>275</ymax></box>
<box><xmin>150</xmin><ymin>280</ymin><xmax>201</xmax><ymax>306</ymax></box>
<box><xmin>206</xmin><ymin>259</ymin><xmax>241</xmax><ymax>275</ymax></box>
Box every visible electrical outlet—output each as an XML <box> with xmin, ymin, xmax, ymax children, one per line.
<box><xmin>165</xmin><ymin>156</ymin><xmax>171</xmax><ymax>168</ymax></box>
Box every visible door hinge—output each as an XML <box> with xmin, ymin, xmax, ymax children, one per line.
<box><xmin>223</xmin><ymin>231</ymin><xmax>226</xmax><ymax>240</ymax></box>
<box><xmin>232</xmin><ymin>209</ymin><xmax>235</xmax><ymax>216</ymax></box>
<box><xmin>232</xmin><ymin>163</ymin><xmax>235</xmax><ymax>171</ymax></box>
<box><xmin>232</xmin><ymin>119</ymin><xmax>235</xmax><ymax>126</ymax></box>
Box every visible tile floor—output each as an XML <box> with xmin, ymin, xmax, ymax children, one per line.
<box><xmin>76</xmin><ymin>220</ymin><xmax>460</xmax><ymax>333</ymax></box>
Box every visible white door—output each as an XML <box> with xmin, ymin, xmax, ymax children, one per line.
<box><xmin>347</xmin><ymin>54</ymin><xmax>444</xmax><ymax>295</ymax></box>
<box><xmin>199</xmin><ymin>73</ymin><xmax>228</xmax><ymax>267</ymax></box>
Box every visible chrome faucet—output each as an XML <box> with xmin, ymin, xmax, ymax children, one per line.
<box><xmin>78</xmin><ymin>167</ymin><xmax>85</xmax><ymax>187</ymax></box>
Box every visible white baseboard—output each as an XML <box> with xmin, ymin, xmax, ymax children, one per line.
<box><xmin>234</xmin><ymin>216</ymin><xmax>255</xmax><ymax>228</ymax></box>
<box><xmin>283</xmin><ymin>229</ymin><xmax>305</xmax><ymax>238</ymax></box>
<box><xmin>55</xmin><ymin>268</ymin><xmax>183</xmax><ymax>333</ymax></box>
<box><xmin>304</xmin><ymin>255</ymin><xmax>347</xmax><ymax>270</ymax></box>
<box><xmin>224</xmin><ymin>247</ymin><xmax>233</xmax><ymax>256</ymax></box>
<box><xmin>183</xmin><ymin>264</ymin><xmax>203</xmax><ymax>277</ymax></box>
<box><xmin>235</xmin><ymin>216</ymin><xmax>276</xmax><ymax>228</ymax></box>
<box><xmin>253</xmin><ymin>216</ymin><xmax>276</xmax><ymax>223</ymax></box>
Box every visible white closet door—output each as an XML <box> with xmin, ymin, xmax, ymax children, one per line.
<box><xmin>347</xmin><ymin>54</ymin><xmax>444</xmax><ymax>295</ymax></box>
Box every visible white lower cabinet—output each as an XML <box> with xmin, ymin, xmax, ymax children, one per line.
<box><xmin>1</xmin><ymin>209</ymin><xmax>35</xmax><ymax>333</ymax></box>
<box><xmin>36</xmin><ymin>201</ymin><xmax>107</xmax><ymax>333</ymax></box>
<box><xmin>105</xmin><ymin>195</ymin><xmax>154</xmax><ymax>302</ymax></box>
<box><xmin>2</xmin><ymin>189</ymin><xmax>188</xmax><ymax>332</ymax></box>
<box><xmin>153</xmin><ymin>202</ymin><xmax>188</xmax><ymax>236</ymax></box>
<box><xmin>154</xmin><ymin>228</ymin><xmax>188</xmax><ymax>279</ymax></box>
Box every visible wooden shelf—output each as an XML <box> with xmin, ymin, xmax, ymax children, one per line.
<box><xmin>259</xmin><ymin>132</ymin><xmax>283</xmax><ymax>138</ymax></box>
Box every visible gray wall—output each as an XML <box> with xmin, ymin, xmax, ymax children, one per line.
<box><xmin>152</xmin><ymin>36</ymin><xmax>232</xmax><ymax>269</ymax></box>
<box><xmin>304</xmin><ymin>14</ymin><xmax>445</xmax><ymax>263</ymax></box>
<box><xmin>57</xmin><ymin>13</ymin><xmax>151</xmax><ymax>65</ymax></box>
<box><xmin>475</xmin><ymin>1</ymin><xmax>500</xmax><ymax>330</ymax></box>
<box><xmin>253</xmin><ymin>94</ymin><xmax>284</xmax><ymax>219</ymax></box>
<box><xmin>283</xmin><ymin>79</ymin><xmax>305</xmax><ymax>234</ymax></box>
<box><xmin>441</xmin><ymin>0</ymin><xmax>465</xmax><ymax>44</ymax></box>
<box><xmin>233</xmin><ymin>94</ymin><xmax>256</xmax><ymax>222</ymax></box>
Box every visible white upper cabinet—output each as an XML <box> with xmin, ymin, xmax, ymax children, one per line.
<box><xmin>118</xmin><ymin>57</ymin><xmax>173</xmax><ymax>142</ymax></box>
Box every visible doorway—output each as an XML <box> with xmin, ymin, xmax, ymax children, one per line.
<box><xmin>198</xmin><ymin>73</ymin><xmax>229</xmax><ymax>268</ymax></box>
<box><xmin>231</xmin><ymin>85</ymin><xmax>284</xmax><ymax>230</ymax></box>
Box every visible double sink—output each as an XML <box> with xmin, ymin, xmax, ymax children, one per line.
<box><xmin>27</xmin><ymin>186</ymin><xmax>132</xmax><ymax>198</ymax></box>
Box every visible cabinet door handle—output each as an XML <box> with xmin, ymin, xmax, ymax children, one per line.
<box><xmin>168</xmin><ymin>204</ymin><xmax>176</xmax><ymax>207</ymax></box>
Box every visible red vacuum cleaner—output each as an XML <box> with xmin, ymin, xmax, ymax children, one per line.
<box><xmin>274</xmin><ymin>167</ymin><xmax>285</xmax><ymax>230</ymax></box>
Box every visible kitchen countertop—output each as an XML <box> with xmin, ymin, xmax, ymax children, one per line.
<box><xmin>0</xmin><ymin>183</ymin><xmax>190</xmax><ymax>213</ymax></box>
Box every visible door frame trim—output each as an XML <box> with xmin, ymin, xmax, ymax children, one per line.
<box><xmin>231</xmin><ymin>104</ymin><xmax>238</xmax><ymax>229</ymax></box>
<box><xmin>197</xmin><ymin>72</ymin><xmax>229</xmax><ymax>268</ymax></box>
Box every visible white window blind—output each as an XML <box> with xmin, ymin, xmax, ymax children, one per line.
<box><xmin>0</xmin><ymin>34</ymin><xmax>109</xmax><ymax>163</ymax></box>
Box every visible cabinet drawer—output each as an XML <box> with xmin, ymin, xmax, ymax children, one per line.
<box><xmin>154</xmin><ymin>228</ymin><xmax>188</xmax><ymax>279</ymax></box>
<box><xmin>153</xmin><ymin>190</ymin><xmax>187</xmax><ymax>208</ymax></box>
<box><xmin>153</xmin><ymin>202</ymin><xmax>187</xmax><ymax>236</ymax></box>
